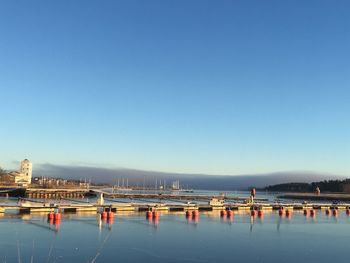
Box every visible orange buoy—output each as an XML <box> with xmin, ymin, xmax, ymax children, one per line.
<box><xmin>54</xmin><ymin>212</ymin><xmax>61</xmax><ymax>220</ymax></box>
<box><xmin>185</xmin><ymin>211</ymin><xmax>192</xmax><ymax>218</ymax></box>
<box><xmin>303</xmin><ymin>210</ymin><xmax>308</xmax><ymax>216</ymax></box>
<box><xmin>107</xmin><ymin>211</ymin><xmax>114</xmax><ymax>219</ymax></box>
<box><xmin>152</xmin><ymin>211</ymin><xmax>159</xmax><ymax>218</ymax></box>
<box><xmin>220</xmin><ymin>210</ymin><xmax>227</xmax><ymax>217</ymax></box>
<box><xmin>258</xmin><ymin>210</ymin><xmax>263</xmax><ymax>217</ymax></box>
<box><xmin>48</xmin><ymin>212</ymin><xmax>54</xmax><ymax>220</ymax></box>
<box><xmin>227</xmin><ymin>210</ymin><xmax>234</xmax><ymax>217</ymax></box>
<box><xmin>285</xmin><ymin>210</ymin><xmax>291</xmax><ymax>217</ymax></box>
<box><xmin>101</xmin><ymin>211</ymin><xmax>107</xmax><ymax>219</ymax></box>
<box><xmin>192</xmin><ymin>210</ymin><xmax>199</xmax><ymax>217</ymax></box>
<box><xmin>146</xmin><ymin>211</ymin><xmax>153</xmax><ymax>218</ymax></box>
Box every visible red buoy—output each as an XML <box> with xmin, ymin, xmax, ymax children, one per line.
<box><xmin>332</xmin><ymin>209</ymin><xmax>338</xmax><ymax>216</ymax></box>
<box><xmin>285</xmin><ymin>210</ymin><xmax>291</xmax><ymax>217</ymax></box>
<box><xmin>192</xmin><ymin>210</ymin><xmax>199</xmax><ymax>217</ymax></box>
<box><xmin>278</xmin><ymin>209</ymin><xmax>283</xmax><ymax>216</ymax></box>
<box><xmin>48</xmin><ymin>212</ymin><xmax>54</xmax><ymax>220</ymax></box>
<box><xmin>303</xmin><ymin>210</ymin><xmax>308</xmax><ymax>216</ymax></box>
<box><xmin>346</xmin><ymin>209</ymin><xmax>350</xmax><ymax>215</ymax></box>
<box><xmin>325</xmin><ymin>209</ymin><xmax>330</xmax><ymax>216</ymax></box>
<box><xmin>152</xmin><ymin>211</ymin><xmax>159</xmax><ymax>218</ymax></box>
<box><xmin>101</xmin><ymin>211</ymin><xmax>107</xmax><ymax>219</ymax></box>
<box><xmin>146</xmin><ymin>211</ymin><xmax>153</xmax><ymax>218</ymax></box>
<box><xmin>310</xmin><ymin>210</ymin><xmax>315</xmax><ymax>217</ymax></box>
<box><xmin>220</xmin><ymin>210</ymin><xmax>227</xmax><ymax>217</ymax></box>
<box><xmin>251</xmin><ymin>210</ymin><xmax>256</xmax><ymax>217</ymax></box>
<box><xmin>185</xmin><ymin>211</ymin><xmax>192</xmax><ymax>219</ymax></box>
<box><xmin>54</xmin><ymin>212</ymin><xmax>61</xmax><ymax>220</ymax></box>
<box><xmin>227</xmin><ymin>210</ymin><xmax>234</xmax><ymax>217</ymax></box>
<box><xmin>258</xmin><ymin>210</ymin><xmax>263</xmax><ymax>217</ymax></box>
<box><xmin>107</xmin><ymin>211</ymin><xmax>114</xmax><ymax>219</ymax></box>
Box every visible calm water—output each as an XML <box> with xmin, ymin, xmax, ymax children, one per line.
<box><xmin>0</xmin><ymin>211</ymin><xmax>349</xmax><ymax>263</ymax></box>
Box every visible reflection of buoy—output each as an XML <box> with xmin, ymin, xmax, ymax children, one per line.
<box><xmin>303</xmin><ymin>210</ymin><xmax>308</xmax><ymax>216</ymax></box>
<box><xmin>220</xmin><ymin>210</ymin><xmax>227</xmax><ymax>217</ymax></box>
<box><xmin>154</xmin><ymin>217</ymin><xmax>159</xmax><ymax>226</ymax></box>
<box><xmin>107</xmin><ymin>218</ymin><xmax>114</xmax><ymax>225</ymax></box>
<box><xmin>48</xmin><ymin>218</ymin><xmax>54</xmax><ymax>225</ymax></box>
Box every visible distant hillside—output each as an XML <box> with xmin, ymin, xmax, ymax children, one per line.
<box><xmin>265</xmin><ymin>179</ymin><xmax>350</xmax><ymax>193</ymax></box>
<box><xmin>34</xmin><ymin>163</ymin><xmax>346</xmax><ymax>190</ymax></box>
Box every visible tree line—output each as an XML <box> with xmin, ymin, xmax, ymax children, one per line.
<box><xmin>265</xmin><ymin>179</ymin><xmax>350</xmax><ymax>193</ymax></box>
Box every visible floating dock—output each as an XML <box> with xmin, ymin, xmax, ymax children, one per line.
<box><xmin>1</xmin><ymin>201</ymin><xmax>349</xmax><ymax>214</ymax></box>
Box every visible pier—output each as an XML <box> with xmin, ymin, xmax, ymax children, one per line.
<box><xmin>1</xmin><ymin>199</ymin><xmax>349</xmax><ymax>215</ymax></box>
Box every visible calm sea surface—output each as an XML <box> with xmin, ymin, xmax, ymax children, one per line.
<box><xmin>0</xmin><ymin>210</ymin><xmax>349</xmax><ymax>263</ymax></box>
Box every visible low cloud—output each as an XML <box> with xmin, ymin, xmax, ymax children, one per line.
<box><xmin>34</xmin><ymin>163</ymin><xmax>346</xmax><ymax>190</ymax></box>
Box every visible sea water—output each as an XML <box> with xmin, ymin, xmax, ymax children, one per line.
<box><xmin>0</xmin><ymin>210</ymin><xmax>349</xmax><ymax>263</ymax></box>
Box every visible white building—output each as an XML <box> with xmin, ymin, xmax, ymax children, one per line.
<box><xmin>12</xmin><ymin>159</ymin><xmax>33</xmax><ymax>186</ymax></box>
<box><xmin>20</xmin><ymin>159</ymin><xmax>32</xmax><ymax>182</ymax></box>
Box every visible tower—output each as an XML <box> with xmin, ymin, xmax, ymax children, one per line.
<box><xmin>20</xmin><ymin>159</ymin><xmax>32</xmax><ymax>183</ymax></box>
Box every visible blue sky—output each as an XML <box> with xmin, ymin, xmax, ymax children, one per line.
<box><xmin>0</xmin><ymin>0</ymin><xmax>349</xmax><ymax>176</ymax></box>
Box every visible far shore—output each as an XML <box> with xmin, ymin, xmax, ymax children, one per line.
<box><xmin>277</xmin><ymin>192</ymin><xmax>350</xmax><ymax>201</ymax></box>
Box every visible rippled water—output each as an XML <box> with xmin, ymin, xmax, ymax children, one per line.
<box><xmin>0</xmin><ymin>210</ymin><xmax>349</xmax><ymax>263</ymax></box>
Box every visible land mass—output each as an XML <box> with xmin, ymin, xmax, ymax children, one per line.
<box><xmin>265</xmin><ymin>179</ymin><xmax>350</xmax><ymax>193</ymax></box>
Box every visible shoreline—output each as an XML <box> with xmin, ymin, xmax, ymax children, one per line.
<box><xmin>277</xmin><ymin>192</ymin><xmax>350</xmax><ymax>201</ymax></box>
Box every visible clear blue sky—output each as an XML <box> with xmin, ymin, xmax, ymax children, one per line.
<box><xmin>0</xmin><ymin>0</ymin><xmax>349</xmax><ymax>176</ymax></box>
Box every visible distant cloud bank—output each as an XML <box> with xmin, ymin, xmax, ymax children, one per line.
<box><xmin>34</xmin><ymin>163</ymin><xmax>346</xmax><ymax>190</ymax></box>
